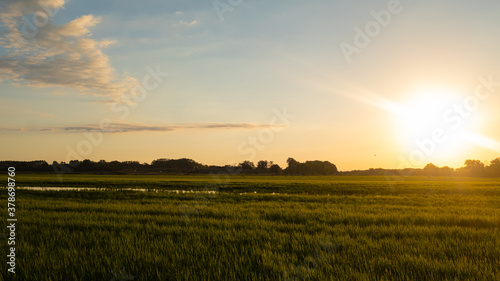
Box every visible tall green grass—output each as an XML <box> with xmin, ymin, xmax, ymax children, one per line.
<box><xmin>0</xmin><ymin>176</ymin><xmax>499</xmax><ymax>280</ymax></box>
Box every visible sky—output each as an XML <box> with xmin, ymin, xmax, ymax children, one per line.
<box><xmin>1</xmin><ymin>0</ymin><xmax>500</xmax><ymax>171</ymax></box>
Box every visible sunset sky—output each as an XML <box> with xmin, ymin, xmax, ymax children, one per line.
<box><xmin>1</xmin><ymin>0</ymin><xmax>500</xmax><ymax>170</ymax></box>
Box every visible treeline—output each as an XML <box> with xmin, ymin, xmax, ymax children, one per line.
<box><xmin>1</xmin><ymin>157</ymin><xmax>500</xmax><ymax>177</ymax></box>
<box><xmin>342</xmin><ymin>158</ymin><xmax>500</xmax><ymax>178</ymax></box>
<box><xmin>0</xmin><ymin>158</ymin><xmax>337</xmax><ymax>175</ymax></box>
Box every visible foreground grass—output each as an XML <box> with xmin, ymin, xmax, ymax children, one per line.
<box><xmin>0</xmin><ymin>176</ymin><xmax>499</xmax><ymax>280</ymax></box>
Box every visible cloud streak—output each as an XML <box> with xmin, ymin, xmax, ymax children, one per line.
<box><xmin>1</xmin><ymin>122</ymin><xmax>286</xmax><ymax>134</ymax></box>
<box><xmin>0</xmin><ymin>0</ymin><xmax>139</xmax><ymax>102</ymax></box>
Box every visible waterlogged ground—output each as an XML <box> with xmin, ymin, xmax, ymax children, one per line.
<box><xmin>1</xmin><ymin>175</ymin><xmax>500</xmax><ymax>280</ymax></box>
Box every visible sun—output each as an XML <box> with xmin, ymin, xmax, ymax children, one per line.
<box><xmin>397</xmin><ymin>88</ymin><xmax>457</xmax><ymax>138</ymax></box>
<box><xmin>394</xmin><ymin>87</ymin><xmax>473</xmax><ymax>164</ymax></box>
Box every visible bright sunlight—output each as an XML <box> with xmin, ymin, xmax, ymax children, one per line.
<box><xmin>394</xmin><ymin>88</ymin><xmax>474</xmax><ymax>163</ymax></box>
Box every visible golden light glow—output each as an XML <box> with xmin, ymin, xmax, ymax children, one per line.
<box><xmin>397</xmin><ymin>88</ymin><xmax>459</xmax><ymax>139</ymax></box>
<box><xmin>393</xmin><ymin>88</ymin><xmax>474</xmax><ymax>162</ymax></box>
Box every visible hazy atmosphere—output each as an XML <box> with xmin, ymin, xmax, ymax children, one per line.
<box><xmin>2</xmin><ymin>0</ymin><xmax>500</xmax><ymax>170</ymax></box>
<box><xmin>2</xmin><ymin>1</ymin><xmax>500</xmax><ymax>280</ymax></box>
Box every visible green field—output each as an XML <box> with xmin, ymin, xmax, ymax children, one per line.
<box><xmin>1</xmin><ymin>175</ymin><xmax>500</xmax><ymax>280</ymax></box>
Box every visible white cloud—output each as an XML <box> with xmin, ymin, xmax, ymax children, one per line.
<box><xmin>0</xmin><ymin>0</ymin><xmax>139</xmax><ymax>103</ymax></box>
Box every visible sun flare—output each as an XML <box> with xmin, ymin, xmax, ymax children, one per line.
<box><xmin>394</xmin><ymin>88</ymin><xmax>474</xmax><ymax>163</ymax></box>
<box><xmin>398</xmin><ymin>89</ymin><xmax>458</xmax><ymax>137</ymax></box>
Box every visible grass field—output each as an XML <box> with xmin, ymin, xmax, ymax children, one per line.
<box><xmin>1</xmin><ymin>174</ymin><xmax>500</xmax><ymax>280</ymax></box>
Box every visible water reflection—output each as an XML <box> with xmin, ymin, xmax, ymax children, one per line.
<box><xmin>17</xmin><ymin>187</ymin><xmax>218</xmax><ymax>194</ymax></box>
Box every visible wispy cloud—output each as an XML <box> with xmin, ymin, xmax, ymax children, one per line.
<box><xmin>177</xmin><ymin>20</ymin><xmax>198</xmax><ymax>26</ymax></box>
<box><xmin>0</xmin><ymin>0</ymin><xmax>139</xmax><ymax>102</ymax></box>
<box><xmin>1</xmin><ymin>122</ymin><xmax>286</xmax><ymax>134</ymax></box>
<box><xmin>0</xmin><ymin>127</ymin><xmax>25</xmax><ymax>132</ymax></box>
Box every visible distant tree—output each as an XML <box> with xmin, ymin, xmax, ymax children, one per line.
<box><xmin>438</xmin><ymin>166</ymin><xmax>454</xmax><ymax>177</ymax></box>
<box><xmin>69</xmin><ymin>160</ymin><xmax>80</xmax><ymax>169</ymax></box>
<box><xmin>421</xmin><ymin>163</ymin><xmax>455</xmax><ymax>177</ymax></box>
<box><xmin>239</xmin><ymin>161</ymin><xmax>255</xmax><ymax>172</ymax></box>
<box><xmin>151</xmin><ymin>158</ymin><xmax>203</xmax><ymax>173</ymax></box>
<box><xmin>79</xmin><ymin>159</ymin><xmax>94</xmax><ymax>172</ymax></box>
<box><xmin>303</xmin><ymin>160</ymin><xmax>338</xmax><ymax>175</ymax></box>
<box><xmin>285</xmin><ymin>158</ymin><xmax>300</xmax><ymax>174</ymax></box>
<box><xmin>257</xmin><ymin>160</ymin><xmax>270</xmax><ymax>173</ymax></box>
<box><xmin>285</xmin><ymin>158</ymin><xmax>338</xmax><ymax>175</ymax></box>
<box><xmin>423</xmin><ymin>163</ymin><xmax>439</xmax><ymax>176</ymax></box>
<box><xmin>0</xmin><ymin>160</ymin><xmax>51</xmax><ymax>173</ymax></box>
<box><xmin>486</xmin><ymin>158</ymin><xmax>500</xmax><ymax>177</ymax></box>
<box><xmin>464</xmin><ymin>159</ymin><xmax>485</xmax><ymax>177</ymax></box>
<box><xmin>269</xmin><ymin>164</ymin><xmax>283</xmax><ymax>175</ymax></box>
<box><xmin>151</xmin><ymin>158</ymin><xmax>170</xmax><ymax>167</ymax></box>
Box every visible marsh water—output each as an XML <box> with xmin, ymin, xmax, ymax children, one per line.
<box><xmin>17</xmin><ymin>187</ymin><xmax>218</xmax><ymax>194</ymax></box>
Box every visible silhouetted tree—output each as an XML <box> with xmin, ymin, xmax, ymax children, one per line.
<box><xmin>269</xmin><ymin>164</ymin><xmax>283</xmax><ymax>175</ymax></box>
<box><xmin>285</xmin><ymin>158</ymin><xmax>338</xmax><ymax>175</ymax></box>
<box><xmin>0</xmin><ymin>160</ymin><xmax>51</xmax><ymax>172</ymax></box>
<box><xmin>151</xmin><ymin>158</ymin><xmax>203</xmax><ymax>173</ymax></box>
<box><xmin>257</xmin><ymin>160</ymin><xmax>270</xmax><ymax>174</ymax></box>
<box><xmin>464</xmin><ymin>159</ymin><xmax>485</xmax><ymax>177</ymax></box>
<box><xmin>422</xmin><ymin>163</ymin><xmax>439</xmax><ymax>176</ymax></box>
<box><xmin>486</xmin><ymin>158</ymin><xmax>500</xmax><ymax>177</ymax></box>
<box><xmin>285</xmin><ymin>158</ymin><xmax>300</xmax><ymax>174</ymax></box>
<box><xmin>239</xmin><ymin>161</ymin><xmax>255</xmax><ymax>173</ymax></box>
<box><xmin>438</xmin><ymin>166</ymin><xmax>454</xmax><ymax>177</ymax></box>
<box><xmin>303</xmin><ymin>160</ymin><xmax>338</xmax><ymax>175</ymax></box>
